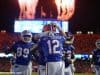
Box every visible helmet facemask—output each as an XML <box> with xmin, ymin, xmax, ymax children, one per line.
<box><xmin>21</xmin><ymin>30</ymin><xmax>32</xmax><ymax>43</ymax></box>
<box><xmin>95</xmin><ymin>39</ymin><xmax>100</xmax><ymax>49</ymax></box>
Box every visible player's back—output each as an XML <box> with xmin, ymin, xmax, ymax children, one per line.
<box><xmin>39</xmin><ymin>34</ymin><xmax>65</xmax><ymax>62</ymax></box>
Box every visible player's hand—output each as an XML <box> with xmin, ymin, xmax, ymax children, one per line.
<box><xmin>53</xmin><ymin>24</ymin><xmax>59</xmax><ymax>29</ymax></box>
<box><xmin>91</xmin><ymin>64</ymin><xmax>95</xmax><ymax>72</ymax></box>
<box><xmin>50</xmin><ymin>23</ymin><xmax>59</xmax><ymax>29</ymax></box>
<box><xmin>70</xmin><ymin>64</ymin><xmax>76</xmax><ymax>72</ymax></box>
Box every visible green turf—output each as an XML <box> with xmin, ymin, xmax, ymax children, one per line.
<box><xmin>0</xmin><ymin>72</ymin><xmax>95</xmax><ymax>75</ymax></box>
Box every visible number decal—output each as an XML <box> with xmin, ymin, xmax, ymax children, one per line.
<box><xmin>17</xmin><ymin>47</ymin><xmax>22</xmax><ymax>57</ymax></box>
<box><xmin>47</xmin><ymin>40</ymin><xmax>60</xmax><ymax>54</ymax></box>
<box><xmin>53</xmin><ymin>40</ymin><xmax>60</xmax><ymax>54</ymax></box>
<box><xmin>16</xmin><ymin>47</ymin><xmax>29</xmax><ymax>58</ymax></box>
<box><xmin>47</xmin><ymin>40</ymin><xmax>52</xmax><ymax>54</ymax></box>
<box><xmin>23</xmin><ymin>48</ymin><xmax>29</xmax><ymax>58</ymax></box>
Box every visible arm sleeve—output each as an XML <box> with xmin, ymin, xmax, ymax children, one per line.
<box><xmin>71</xmin><ymin>52</ymin><xmax>75</xmax><ymax>59</ymax></box>
<box><xmin>4</xmin><ymin>45</ymin><xmax>15</xmax><ymax>54</ymax></box>
<box><xmin>91</xmin><ymin>53</ymin><xmax>95</xmax><ymax>65</ymax></box>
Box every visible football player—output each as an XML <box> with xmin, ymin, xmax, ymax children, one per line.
<box><xmin>7</xmin><ymin>30</ymin><xmax>37</xmax><ymax>75</ymax></box>
<box><xmin>38</xmin><ymin>23</ymin><xmax>65</xmax><ymax>75</ymax></box>
<box><xmin>37</xmin><ymin>47</ymin><xmax>47</xmax><ymax>75</ymax></box>
<box><xmin>33</xmin><ymin>28</ymin><xmax>48</xmax><ymax>75</ymax></box>
<box><xmin>63</xmin><ymin>32</ymin><xmax>75</xmax><ymax>75</ymax></box>
<box><xmin>91</xmin><ymin>39</ymin><xmax>100</xmax><ymax>75</ymax></box>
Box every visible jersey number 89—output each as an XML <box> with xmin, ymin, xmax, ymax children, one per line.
<box><xmin>17</xmin><ymin>47</ymin><xmax>29</xmax><ymax>58</ymax></box>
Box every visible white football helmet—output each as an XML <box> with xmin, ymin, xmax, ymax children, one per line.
<box><xmin>65</xmin><ymin>32</ymin><xmax>74</xmax><ymax>44</ymax></box>
<box><xmin>42</xmin><ymin>24</ymin><xmax>56</xmax><ymax>32</ymax></box>
<box><xmin>95</xmin><ymin>39</ymin><xmax>100</xmax><ymax>49</ymax></box>
<box><xmin>41</xmin><ymin>24</ymin><xmax>56</xmax><ymax>36</ymax></box>
<box><xmin>21</xmin><ymin>30</ymin><xmax>32</xmax><ymax>43</ymax></box>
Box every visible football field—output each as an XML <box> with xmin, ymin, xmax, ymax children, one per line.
<box><xmin>0</xmin><ymin>72</ymin><xmax>95</xmax><ymax>75</ymax></box>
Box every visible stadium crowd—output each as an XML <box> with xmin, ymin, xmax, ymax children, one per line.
<box><xmin>0</xmin><ymin>29</ymin><xmax>100</xmax><ymax>74</ymax></box>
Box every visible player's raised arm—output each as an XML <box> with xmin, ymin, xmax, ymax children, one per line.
<box><xmin>30</xmin><ymin>43</ymin><xmax>39</xmax><ymax>54</ymax></box>
<box><xmin>90</xmin><ymin>51</ymin><xmax>95</xmax><ymax>72</ymax></box>
<box><xmin>50</xmin><ymin>23</ymin><xmax>66</xmax><ymax>37</ymax></box>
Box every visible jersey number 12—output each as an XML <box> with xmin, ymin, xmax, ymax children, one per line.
<box><xmin>47</xmin><ymin>40</ymin><xmax>60</xmax><ymax>54</ymax></box>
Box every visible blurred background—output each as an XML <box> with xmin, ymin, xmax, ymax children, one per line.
<box><xmin>0</xmin><ymin>0</ymin><xmax>99</xmax><ymax>33</ymax></box>
<box><xmin>0</xmin><ymin>0</ymin><xmax>100</xmax><ymax>74</ymax></box>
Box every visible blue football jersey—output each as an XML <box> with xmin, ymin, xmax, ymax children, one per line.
<box><xmin>32</xmin><ymin>47</ymin><xmax>46</xmax><ymax>66</ymax></box>
<box><xmin>39</xmin><ymin>34</ymin><xmax>65</xmax><ymax>62</ymax></box>
<box><xmin>63</xmin><ymin>44</ymin><xmax>75</xmax><ymax>52</ymax></box>
<box><xmin>37</xmin><ymin>50</ymin><xmax>47</xmax><ymax>65</ymax></box>
<box><xmin>11</xmin><ymin>41</ymin><xmax>34</xmax><ymax>65</ymax></box>
<box><xmin>63</xmin><ymin>44</ymin><xmax>75</xmax><ymax>67</ymax></box>
<box><xmin>92</xmin><ymin>49</ymin><xmax>100</xmax><ymax>66</ymax></box>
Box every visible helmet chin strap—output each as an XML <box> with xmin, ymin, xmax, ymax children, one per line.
<box><xmin>50</xmin><ymin>24</ymin><xmax>53</xmax><ymax>32</ymax></box>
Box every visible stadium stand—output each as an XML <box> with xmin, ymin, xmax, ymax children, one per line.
<box><xmin>74</xmin><ymin>34</ymin><xmax>100</xmax><ymax>54</ymax></box>
<box><xmin>0</xmin><ymin>32</ymin><xmax>100</xmax><ymax>73</ymax></box>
